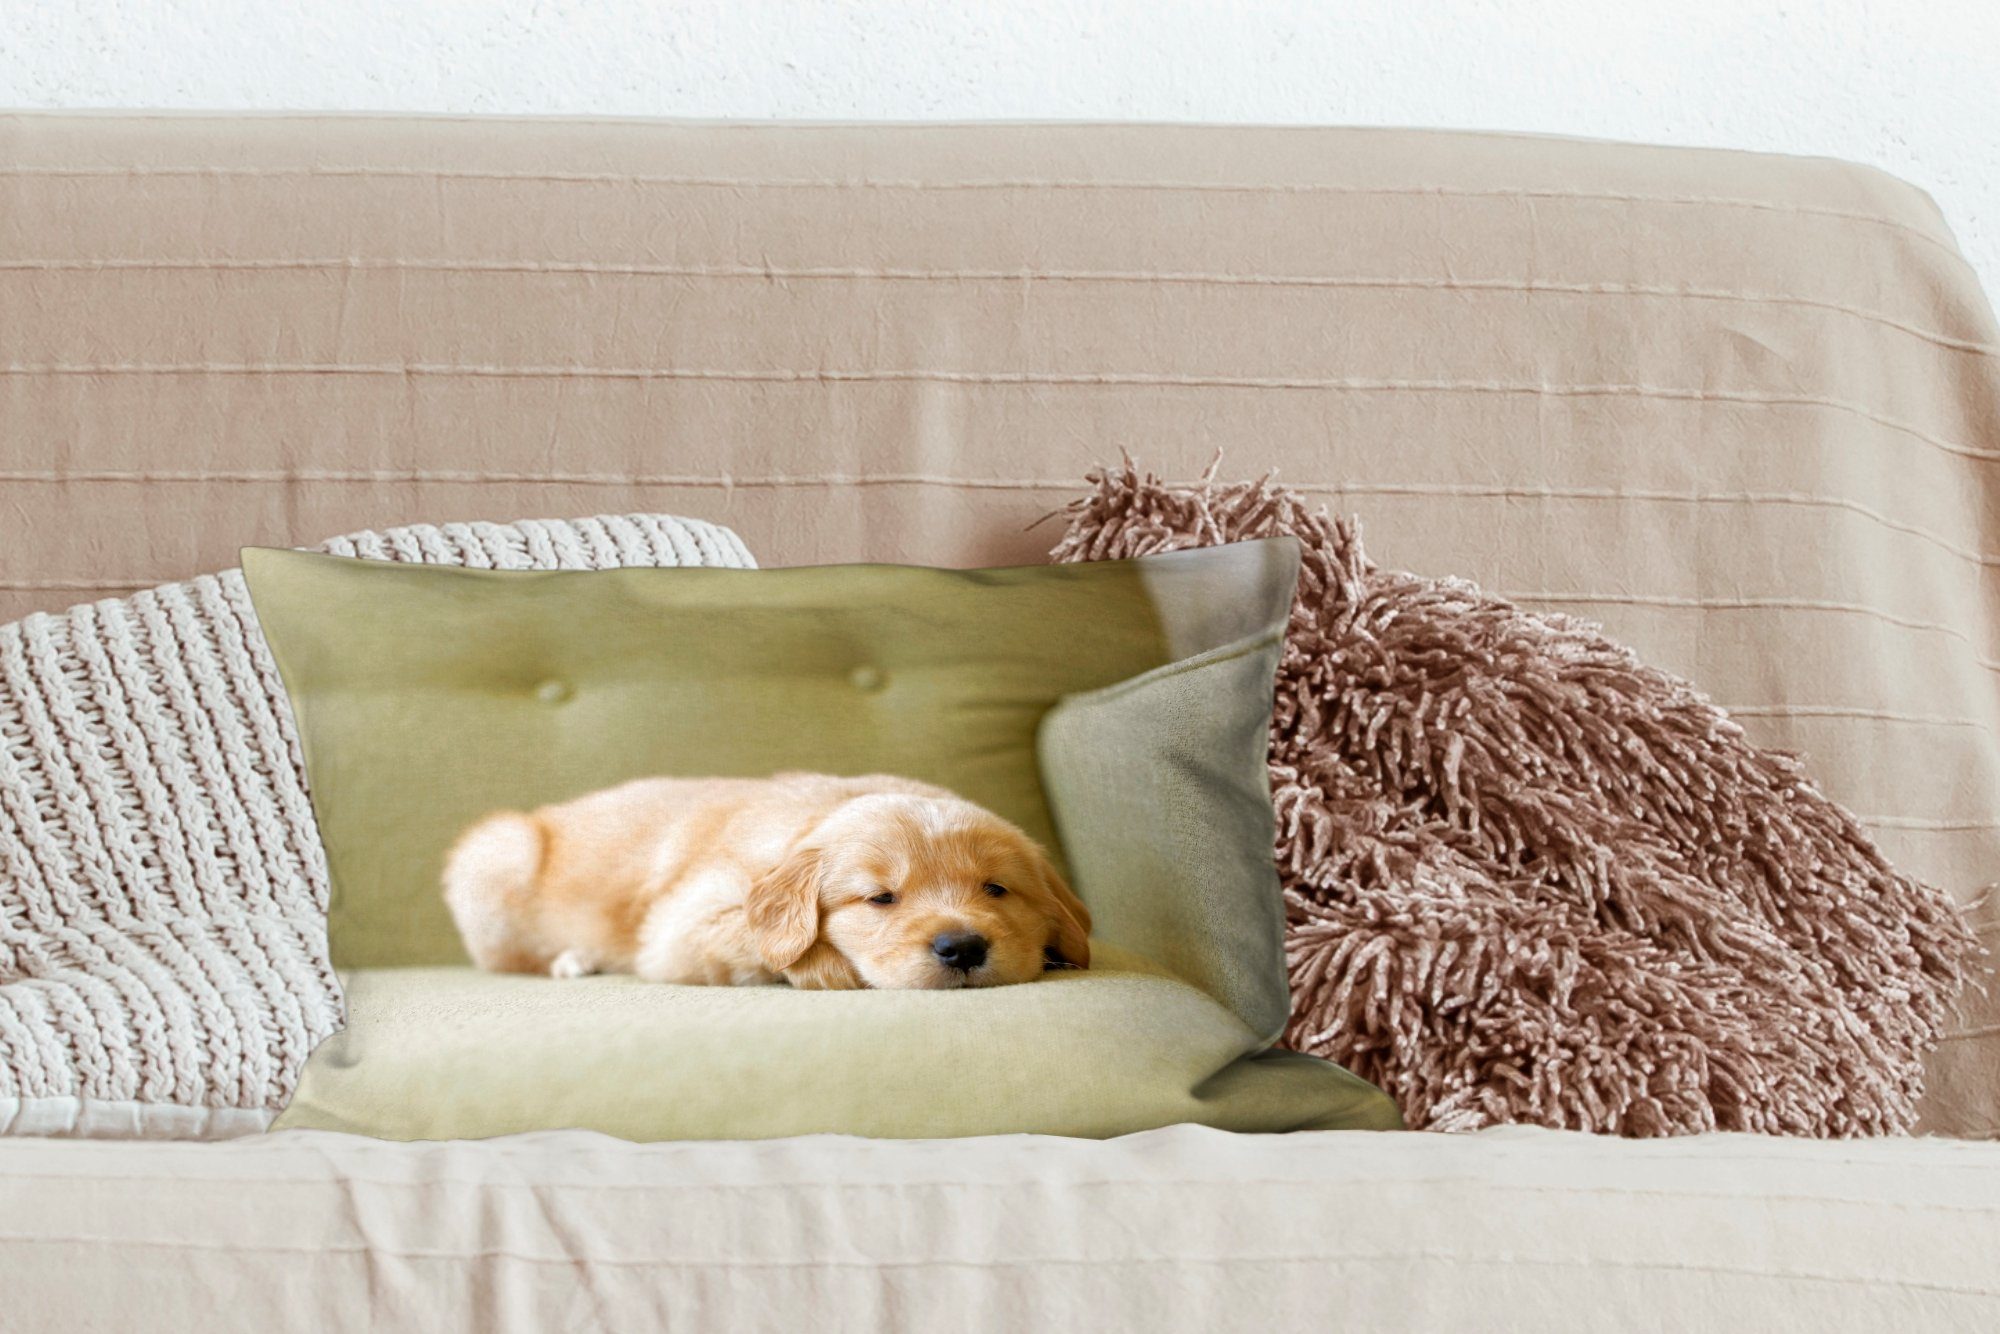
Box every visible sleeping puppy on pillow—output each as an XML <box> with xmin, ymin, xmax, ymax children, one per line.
<box><xmin>442</xmin><ymin>772</ymin><xmax>1090</xmax><ymax>990</ymax></box>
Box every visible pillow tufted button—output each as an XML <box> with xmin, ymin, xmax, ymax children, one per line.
<box><xmin>534</xmin><ymin>679</ymin><xmax>572</xmax><ymax>704</ymax></box>
<box><xmin>848</xmin><ymin>664</ymin><xmax>885</xmax><ymax>692</ymax></box>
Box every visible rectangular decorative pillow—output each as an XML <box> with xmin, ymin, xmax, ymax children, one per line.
<box><xmin>242</xmin><ymin>538</ymin><xmax>1400</xmax><ymax>1139</ymax></box>
<box><xmin>0</xmin><ymin>514</ymin><xmax>753</xmax><ymax>1139</ymax></box>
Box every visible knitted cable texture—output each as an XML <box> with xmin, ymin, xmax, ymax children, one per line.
<box><xmin>0</xmin><ymin>514</ymin><xmax>755</xmax><ymax>1138</ymax></box>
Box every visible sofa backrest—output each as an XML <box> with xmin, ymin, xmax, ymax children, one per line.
<box><xmin>2</xmin><ymin>114</ymin><xmax>1997</xmax><ymax>1133</ymax></box>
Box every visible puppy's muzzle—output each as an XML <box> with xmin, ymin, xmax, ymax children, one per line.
<box><xmin>931</xmin><ymin>931</ymin><xmax>989</xmax><ymax>972</ymax></box>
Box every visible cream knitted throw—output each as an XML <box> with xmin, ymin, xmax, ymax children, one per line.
<box><xmin>0</xmin><ymin>514</ymin><xmax>755</xmax><ymax>1138</ymax></box>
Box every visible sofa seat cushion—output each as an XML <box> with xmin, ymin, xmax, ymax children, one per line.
<box><xmin>2</xmin><ymin>1124</ymin><xmax>1996</xmax><ymax>1332</ymax></box>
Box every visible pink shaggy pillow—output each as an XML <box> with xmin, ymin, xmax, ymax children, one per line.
<box><xmin>1052</xmin><ymin>461</ymin><xmax>1979</xmax><ymax>1136</ymax></box>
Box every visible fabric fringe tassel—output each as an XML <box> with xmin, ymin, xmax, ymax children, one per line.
<box><xmin>1051</xmin><ymin>457</ymin><xmax>1981</xmax><ymax>1136</ymax></box>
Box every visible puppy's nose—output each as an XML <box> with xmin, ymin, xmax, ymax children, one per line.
<box><xmin>931</xmin><ymin>931</ymin><xmax>989</xmax><ymax>971</ymax></box>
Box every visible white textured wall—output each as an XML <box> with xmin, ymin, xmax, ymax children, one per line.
<box><xmin>4</xmin><ymin>1</ymin><xmax>1997</xmax><ymax>298</ymax></box>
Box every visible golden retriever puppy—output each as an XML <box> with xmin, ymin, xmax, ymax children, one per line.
<box><xmin>442</xmin><ymin>772</ymin><xmax>1090</xmax><ymax>990</ymax></box>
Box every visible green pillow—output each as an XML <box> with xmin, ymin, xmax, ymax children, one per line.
<box><xmin>243</xmin><ymin>538</ymin><xmax>1400</xmax><ymax>1139</ymax></box>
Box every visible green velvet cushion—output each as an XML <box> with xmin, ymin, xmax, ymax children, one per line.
<box><xmin>245</xmin><ymin>537</ymin><xmax>1401</xmax><ymax>1139</ymax></box>
<box><xmin>278</xmin><ymin>949</ymin><xmax>1399</xmax><ymax>1139</ymax></box>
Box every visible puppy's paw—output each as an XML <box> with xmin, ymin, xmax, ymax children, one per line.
<box><xmin>549</xmin><ymin>948</ymin><xmax>598</xmax><ymax>980</ymax></box>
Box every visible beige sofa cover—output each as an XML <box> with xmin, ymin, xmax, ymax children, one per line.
<box><xmin>4</xmin><ymin>113</ymin><xmax>2000</xmax><ymax>1330</ymax></box>
<box><xmin>2</xmin><ymin>113</ymin><xmax>1993</xmax><ymax>1135</ymax></box>
<box><xmin>4</xmin><ymin>1122</ymin><xmax>1998</xmax><ymax>1331</ymax></box>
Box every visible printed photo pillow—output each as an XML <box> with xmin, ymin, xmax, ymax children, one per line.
<box><xmin>242</xmin><ymin>538</ymin><xmax>1399</xmax><ymax>1140</ymax></box>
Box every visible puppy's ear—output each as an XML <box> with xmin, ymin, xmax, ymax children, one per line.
<box><xmin>744</xmin><ymin>845</ymin><xmax>823</xmax><ymax>972</ymax></box>
<box><xmin>782</xmin><ymin>942</ymin><xmax>867</xmax><ymax>991</ymax></box>
<box><xmin>1039</xmin><ymin>857</ymin><xmax>1092</xmax><ymax>969</ymax></box>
